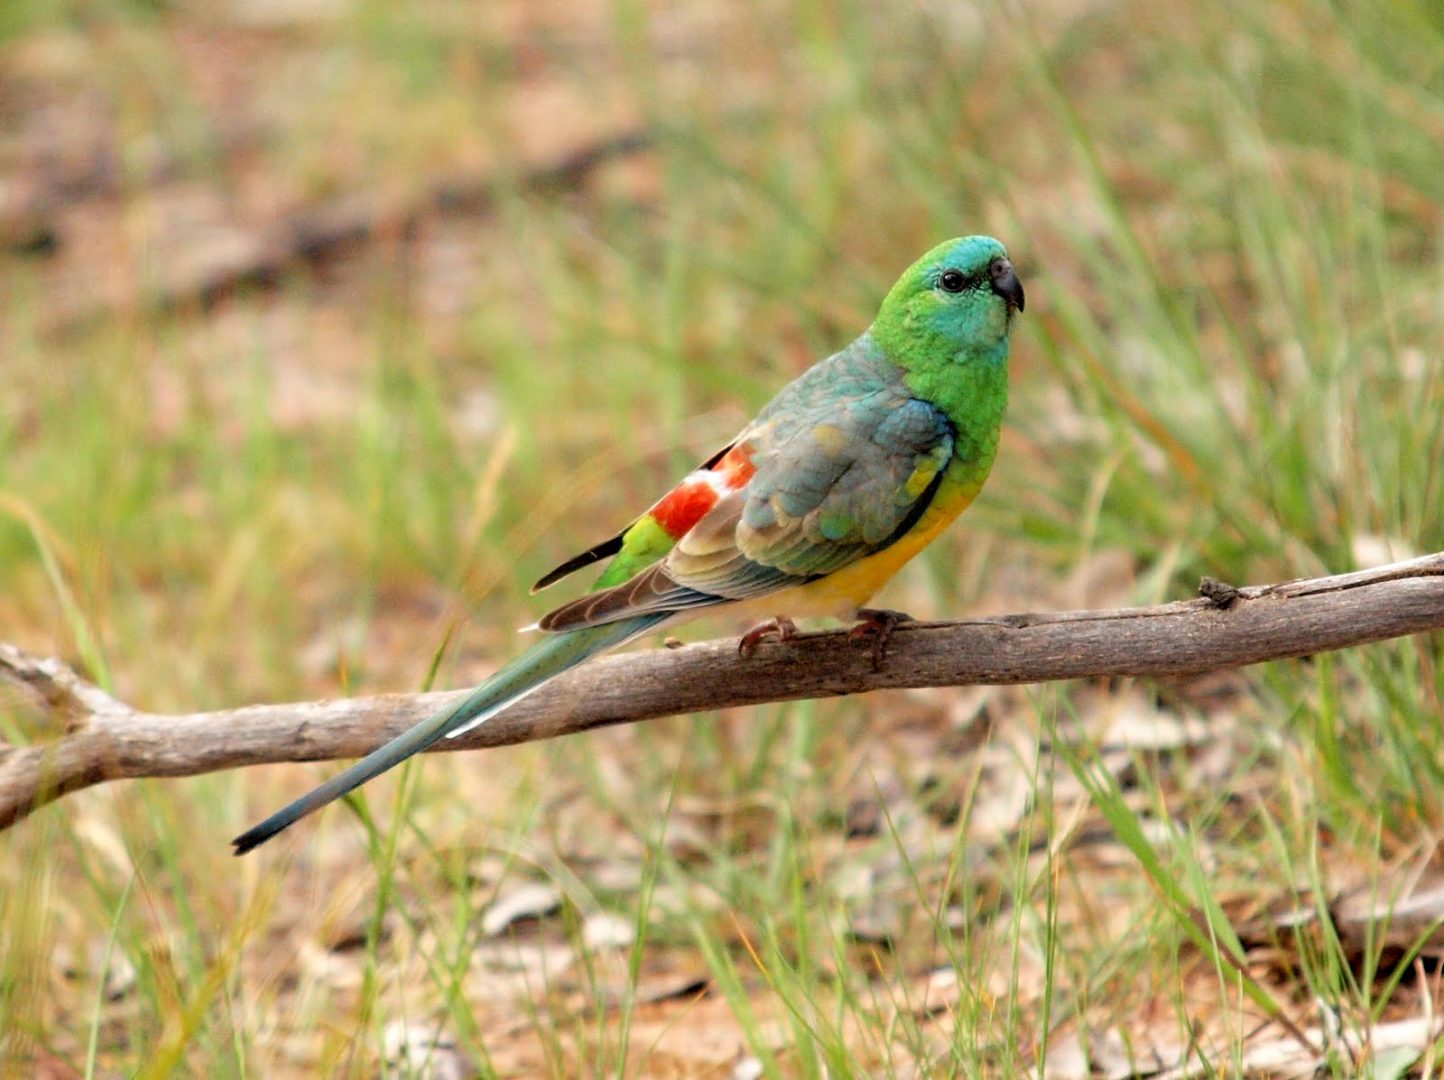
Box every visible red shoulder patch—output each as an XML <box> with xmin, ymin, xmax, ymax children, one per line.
<box><xmin>651</xmin><ymin>480</ymin><xmax>720</xmax><ymax>538</ymax></box>
<box><xmin>648</xmin><ymin>444</ymin><xmax>756</xmax><ymax>539</ymax></box>
<box><xmin>714</xmin><ymin>443</ymin><xmax>757</xmax><ymax>488</ymax></box>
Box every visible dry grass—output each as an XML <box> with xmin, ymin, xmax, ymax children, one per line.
<box><xmin>1</xmin><ymin>0</ymin><xmax>1442</xmax><ymax>1075</ymax></box>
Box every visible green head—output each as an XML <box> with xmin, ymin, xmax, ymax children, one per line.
<box><xmin>872</xmin><ymin>236</ymin><xmax>1024</xmax><ymax>369</ymax></box>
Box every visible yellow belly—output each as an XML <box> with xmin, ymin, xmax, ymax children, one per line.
<box><xmin>725</xmin><ymin>492</ymin><xmax>973</xmax><ymax>625</ymax></box>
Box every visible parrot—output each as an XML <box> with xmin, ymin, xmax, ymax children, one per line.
<box><xmin>233</xmin><ymin>235</ymin><xmax>1024</xmax><ymax>854</ymax></box>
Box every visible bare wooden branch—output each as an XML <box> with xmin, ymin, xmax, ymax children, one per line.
<box><xmin>2</xmin><ymin>553</ymin><xmax>1442</xmax><ymax>833</ymax></box>
<box><xmin>39</xmin><ymin>130</ymin><xmax>653</xmax><ymax>335</ymax></box>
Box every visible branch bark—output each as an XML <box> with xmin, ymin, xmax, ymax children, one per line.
<box><xmin>3</xmin><ymin>553</ymin><xmax>1442</xmax><ymax>833</ymax></box>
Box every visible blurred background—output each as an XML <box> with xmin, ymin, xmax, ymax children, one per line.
<box><xmin>1</xmin><ymin>0</ymin><xmax>1441</xmax><ymax>1075</ymax></box>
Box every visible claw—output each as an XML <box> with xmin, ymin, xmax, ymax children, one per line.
<box><xmin>738</xmin><ymin>617</ymin><xmax>799</xmax><ymax>658</ymax></box>
<box><xmin>849</xmin><ymin>608</ymin><xmax>913</xmax><ymax>670</ymax></box>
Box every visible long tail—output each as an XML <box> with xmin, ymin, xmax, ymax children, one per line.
<box><xmin>232</xmin><ymin>613</ymin><xmax>669</xmax><ymax>854</ymax></box>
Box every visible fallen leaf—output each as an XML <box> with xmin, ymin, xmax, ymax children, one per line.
<box><xmin>381</xmin><ymin>1020</ymin><xmax>479</xmax><ymax>1080</ymax></box>
<box><xmin>582</xmin><ymin>910</ymin><xmax>635</xmax><ymax>951</ymax></box>
<box><xmin>482</xmin><ymin>882</ymin><xmax>561</xmax><ymax>936</ymax></box>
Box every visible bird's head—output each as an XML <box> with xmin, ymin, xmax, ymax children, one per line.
<box><xmin>873</xmin><ymin>235</ymin><xmax>1024</xmax><ymax>363</ymax></box>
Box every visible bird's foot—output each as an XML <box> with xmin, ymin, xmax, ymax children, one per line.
<box><xmin>738</xmin><ymin>617</ymin><xmax>799</xmax><ymax>659</ymax></box>
<box><xmin>849</xmin><ymin>608</ymin><xmax>913</xmax><ymax>670</ymax></box>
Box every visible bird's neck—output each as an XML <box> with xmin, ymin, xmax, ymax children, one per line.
<box><xmin>869</xmin><ymin>328</ymin><xmax>1011</xmax><ymax>466</ymax></box>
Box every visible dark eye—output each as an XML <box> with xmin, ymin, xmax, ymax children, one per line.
<box><xmin>939</xmin><ymin>269</ymin><xmax>967</xmax><ymax>293</ymax></box>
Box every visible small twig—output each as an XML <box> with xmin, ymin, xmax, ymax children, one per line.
<box><xmin>0</xmin><ymin>643</ymin><xmax>127</xmax><ymax>727</ymax></box>
<box><xmin>1</xmin><ymin>553</ymin><xmax>1441</xmax><ymax>833</ymax></box>
<box><xmin>41</xmin><ymin>130</ymin><xmax>653</xmax><ymax>334</ymax></box>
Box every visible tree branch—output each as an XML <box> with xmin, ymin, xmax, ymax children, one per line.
<box><xmin>40</xmin><ymin>130</ymin><xmax>653</xmax><ymax>335</ymax></box>
<box><xmin>3</xmin><ymin>553</ymin><xmax>1442</xmax><ymax>833</ymax></box>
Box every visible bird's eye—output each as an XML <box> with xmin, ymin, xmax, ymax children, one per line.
<box><xmin>939</xmin><ymin>269</ymin><xmax>967</xmax><ymax>293</ymax></box>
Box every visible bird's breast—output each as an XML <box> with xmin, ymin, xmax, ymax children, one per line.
<box><xmin>729</xmin><ymin>473</ymin><xmax>983</xmax><ymax>624</ymax></box>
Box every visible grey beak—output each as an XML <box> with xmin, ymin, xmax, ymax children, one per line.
<box><xmin>990</xmin><ymin>258</ymin><xmax>1025</xmax><ymax>313</ymax></box>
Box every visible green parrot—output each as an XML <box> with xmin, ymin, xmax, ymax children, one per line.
<box><xmin>233</xmin><ymin>235</ymin><xmax>1023</xmax><ymax>854</ymax></box>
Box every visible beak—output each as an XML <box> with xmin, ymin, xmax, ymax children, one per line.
<box><xmin>990</xmin><ymin>258</ymin><xmax>1025</xmax><ymax>313</ymax></box>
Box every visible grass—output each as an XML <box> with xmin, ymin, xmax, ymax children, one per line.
<box><xmin>1</xmin><ymin>0</ymin><xmax>1442</xmax><ymax>1074</ymax></box>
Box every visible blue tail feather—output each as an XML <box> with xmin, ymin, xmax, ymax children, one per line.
<box><xmin>232</xmin><ymin>614</ymin><xmax>668</xmax><ymax>854</ymax></box>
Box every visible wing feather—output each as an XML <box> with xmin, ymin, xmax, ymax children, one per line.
<box><xmin>538</xmin><ymin>378</ymin><xmax>957</xmax><ymax>633</ymax></box>
<box><xmin>531</xmin><ymin>441</ymin><xmax>736</xmax><ymax>593</ymax></box>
